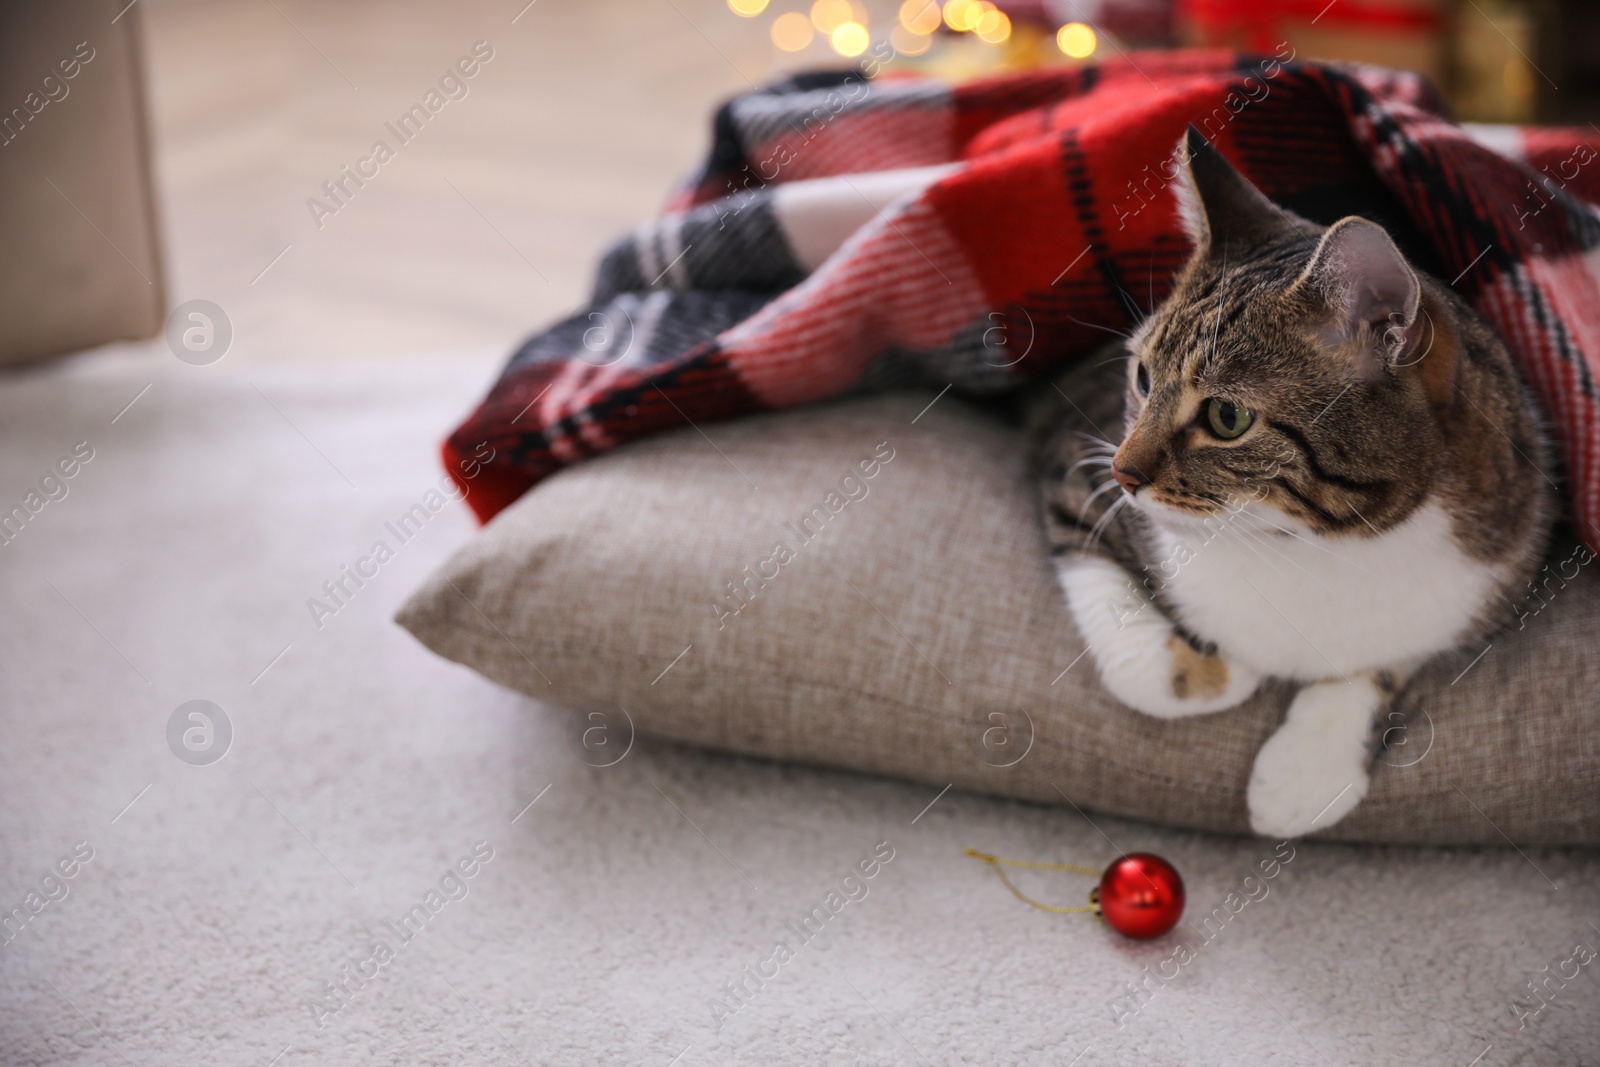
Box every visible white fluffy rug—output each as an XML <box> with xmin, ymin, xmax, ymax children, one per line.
<box><xmin>2</xmin><ymin>349</ymin><xmax>1596</xmax><ymax>1066</ymax></box>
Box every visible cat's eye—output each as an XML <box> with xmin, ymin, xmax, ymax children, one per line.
<box><xmin>1205</xmin><ymin>398</ymin><xmax>1253</xmax><ymax>439</ymax></box>
<box><xmin>1134</xmin><ymin>362</ymin><xmax>1150</xmax><ymax>397</ymax></box>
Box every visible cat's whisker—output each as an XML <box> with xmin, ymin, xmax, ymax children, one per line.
<box><xmin>1230</xmin><ymin>506</ymin><xmax>1383</xmax><ymax>580</ymax></box>
<box><xmin>1087</xmin><ymin>508</ymin><xmax>1123</xmax><ymax>553</ymax></box>
<box><xmin>1110</xmin><ymin>278</ymin><xmax>1147</xmax><ymax>326</ymax></box>
<box><xmin>1218</xmin><ymin>517</ymin><xmax>1342</xmax><ymax>602</ymax></box>
<box><xmin>1071</xmin><ymin>431</ymin><xmax>1119</xmax><ymax>454</ymax></box>
<box><xmin>1085</xmin><ymin>494</ymin><xmax>1128</xmax><ymax>552</ymax></box>
<box><xmin>1067</xmin><ymin>456</ymin><xmax>1115</xmax><ymax>477</ymax></box>
<box><xmin>1081</xmin><ymin>477</ymin><xmax>1125</xmax><ymax>513</ymax></box>
<box><xmin>1213</xmin><ymin>515</ymin><xmax>1302</xmax><ymax>588</ymax></box>
<box><xmin>1238</xmin><ymin>510</ymin><xmax>1383</xmax><ymax>582</ymax></box>
<box><xmin>1224</xmin><ymin>511</ymin><xmax>1339</xmax><ymax>593</ymax></box>
<box><xmin>1146</xmin><ymin>247</ymin><xmax>1156</xmax><ymax>316</ymax></box>
<box><xmin>1066</xmin><ymin>314</ymin><xmax>1133</xmax><ymax>341</ymax></box>
<box><xmin>1203</xmin><ymin>251</ymin><xmax>1227</xmax><ymax>374</ymax></box>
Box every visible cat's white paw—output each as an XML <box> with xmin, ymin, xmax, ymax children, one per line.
<box><xmin>1248</xmin><ymin>678</ymin><xmax>1379</xmax><ymax>837</ymax></box>
<box><xmin>1055</xmin><ymin>555</ymin><xmax>1261</xmax><ymax>718</ymax></box>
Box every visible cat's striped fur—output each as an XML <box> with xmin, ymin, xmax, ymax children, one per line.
<box><xmin>1030</xmin><ymin>128</ymin><xmax>1556</xmax><ymax>836</ymax></box>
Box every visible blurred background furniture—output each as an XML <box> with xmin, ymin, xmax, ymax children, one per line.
<box><xmin>0</xmin><ymin>0</ymin><xmax>164</xmax><ymax>365</ymax></box>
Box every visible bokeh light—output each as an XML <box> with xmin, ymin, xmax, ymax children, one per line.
<box><xmin>974</xmin><ymin>7</ymin><xmax>1010</xmax><ymax>42</ymax></box>
<box><xmin>831</xmin><ymin>20</ymin><xmax>870</xmax><ymax>57</ymax></box>
<box><xmin>772</xmin><ymin>11</ymin><xmax>815</xmax><ymax>50</ymax></box>
<box><xmin>899</xmin><ymin>0</ymin><xmax>942</xmax><ymax>34</ymax></box>
<box><xmin>727</xmin><ymin>0</ymin><xmax>769</xmax><ymax>15</ymax></box>
<box><xmin>811</xmin><ymin>0</ymin><xmax>854</xmax><ymax>34</ymax></box>
<box><xmin>1503</xmin><ymin>60</ymin><xmax>1533</xmax><ymax>98</ymax></box>
<box><xmin>943</xmin><ymin>0</ymin><xmax>981</xmax><ymax>32</ymax></box>
<box><xmin>1057</xmin><ymin>21</ymin><xmax>1096</xmax><ymax>58</ymax></box>
<box><xmin>890</xmin><ymin>22</ymin><xmax>933</xmax><ymax>54</ymax></box>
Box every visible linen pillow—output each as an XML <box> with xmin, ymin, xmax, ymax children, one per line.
<box><xmin>397</xmin><ymin>392</ymin><xmax>1599</xmax><ymax>845</ymax></box>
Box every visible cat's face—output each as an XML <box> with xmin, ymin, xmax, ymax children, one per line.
<box><xmin>1112</xmin><ymin>128</ymin><xmax>1442</xmax><ymax>536</ymax></box>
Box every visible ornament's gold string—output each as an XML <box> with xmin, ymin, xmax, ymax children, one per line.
<box><xmin>963</xmin><ymin>848</ymin><xmax>1101</xmax><ymax>914</ymax></box>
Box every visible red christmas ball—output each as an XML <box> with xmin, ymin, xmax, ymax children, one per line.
<box><xmin>1096</xmin><ymin>853</ymin><xmax>1185</xmax><ymax>939</ymax></box>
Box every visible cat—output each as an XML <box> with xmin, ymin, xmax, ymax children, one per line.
<box><xmin>1030</xmin><ymin>126</ymin><xmax>1556</xmax><ymax>837</ymax></box>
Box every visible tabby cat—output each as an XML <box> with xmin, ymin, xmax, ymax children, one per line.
<box><xmin>1031</xmin><ymin>127</ymin><xmax>1555</xmax><ymax>837</ymax></box>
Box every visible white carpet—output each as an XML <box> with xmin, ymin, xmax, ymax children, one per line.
<box><xmin>1</xmin><ymin>347</ymin><xmax>1596</xmax><ymax>1066</ymax></box>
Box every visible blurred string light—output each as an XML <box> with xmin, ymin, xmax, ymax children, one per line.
<box><xmin>811</xmin><ymin>0</ymin><xmax>854</xmax><ymax>34</ymax></box>
<box><xmin>771</xmin><ymin>10</ymin><xmax>814</xmax><ymax>50</ymax></box>
<box><xmin>1057</xmin><ymin>21</ymin><xmax>1096</xmax><ymax>58</ymax></box>
<box><xmin>939</xmin><ymin>0</ymin><xmax>1010</xmax><ymax>44</ymax></box>
<box><xmin>898</xmin><ymin>0</ymin><xmax>941</xmax><ymax>35</ymax></box>
<box><xmin>763</xmin><ymin>0</ymin><xmax>1033</xmax><ymax>58</ymax></box>
<box><xmin>943</xmin><ymin>0</ymin><xmax>981</xmax><ymax>32</ymax></box>
<box><xmin>889</xmin><ymin>23</ymin><xmax>933</xmax><ymax>54</ymax></box>
<box><xmin>831</xmin><ymin>20</ymin><xmax>870</xmax><ymax>56</ymax></box>
<box><xmin>973</xmin><ymin>6</ymin><xmax>1009</xmax><ymax>43</ymax></box>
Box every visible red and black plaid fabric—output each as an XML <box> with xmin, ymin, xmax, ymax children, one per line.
<box><xmin>444</xmin><ymin>50</ymin><xmax>1600</xmax><ymax>549</ymax></box>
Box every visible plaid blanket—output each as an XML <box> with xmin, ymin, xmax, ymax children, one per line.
<box><xmin>444</xmin><ymin>49</ymin><xmax>1600</xmax><ymax>549</ymax></box>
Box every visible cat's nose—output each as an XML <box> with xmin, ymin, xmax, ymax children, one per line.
<box><xmin>1112</xmin><ymin>466</ymin><xmax>1146</xmax><ymax>494</ymax></box>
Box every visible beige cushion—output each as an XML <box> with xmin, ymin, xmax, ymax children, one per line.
<box><xmin>397</xmin><ymin>392</ymin><xmax>1600</xmax><ymax>845</ymax></box>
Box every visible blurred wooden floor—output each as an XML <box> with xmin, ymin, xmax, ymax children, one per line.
<box><xmin>138</xmin><ymin>0</ymin><xmax>781</xmax><ymax>362</ymax></box>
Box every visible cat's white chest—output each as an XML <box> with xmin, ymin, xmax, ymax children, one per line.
<box><xmin>1145</xmin><ymin>500</ymin><xmax>1499</xmax><ymax>680</ymax></box>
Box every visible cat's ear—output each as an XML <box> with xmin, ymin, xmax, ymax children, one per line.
<box><xmin>1298</xmin><ymin>216</ymin><xmax>1421</xmax><ymax>378</ymax></box>
<box><xmin>1172</xmin><ymin>125</ymin><xmax>1289</xmax><ymax>252</ymax></box>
